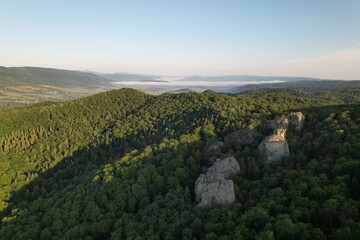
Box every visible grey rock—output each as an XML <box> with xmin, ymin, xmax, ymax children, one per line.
<box><xmin>258</xmin><ymin>128</ymin><xmax>290</xmax><ymax>164</ymax></box>
<box><xmin>207</xmin><ymin>157</ymin><xmax>241</xmax><ymax>179</ymax></box>
<box><xmin>196</xmin><ymin>179</ymin><xmax>236</xmax><ymax>207</ymax></box>
<box><xmin>194</xmin><ymin>157</ymin><xmax>240</xmax><ymax>207</ymax></box>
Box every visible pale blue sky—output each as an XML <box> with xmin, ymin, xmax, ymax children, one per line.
<box><xmin>1</xmin><ymin>0</ymin><xmax>360</xmax><ymax>78</ymax></box>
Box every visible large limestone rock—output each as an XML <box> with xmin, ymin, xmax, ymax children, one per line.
<box><xmin>194</xmin><ymin>157</ymin><xmax>240</xmax><ymax>207</ymax></box>
<box><xmin>258</xmin><ymin>128</ymin><xmax>290</xmax><ymax>164</ymax></box>
<box><xmin>224</xmin><ymin>129</ymin><xmax>261</xmax><ymax>145</ymax></box>
<box><xmin>289</xmin><ymin>112</ymin><xmax>305</xmax><ymax>131</ymax></box>
<box><xmin>196</xmin><ymin>179</ymin><xmax>235</xmax><ymax>207</ymax></box>
<box><xmin>206</xmin><ymin>156</ymin><xmax>241</xmax><ymax>179</ymax></box>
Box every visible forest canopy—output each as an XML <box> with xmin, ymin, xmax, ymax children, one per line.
<box><xmin>0</xmin><ymin>88</ymin><xmax>359</xmax><ymax>239</ymax></box>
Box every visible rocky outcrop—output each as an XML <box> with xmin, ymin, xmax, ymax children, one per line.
<box><xmin>289</xmin><ymin>112</ymin><xmax>305</xmax><ymax>131</ymax></box>
<box><xmin>194</xmin><ymin>157</ymin><xmax>240</xmax><ymax>207</ymax></box>
<box><xmin>265</xmin><ymin>112</ymin><xmax>304</xmax><ymax>133</ymax></box>
<box><xmin>224</xmin><ymin>129</ymin><xmax>261</xmax><ymax>145</ymax></box>
<box><xmin>258</xmin><ymin>128</ymin><xmax>290</xmax><ymax>164</ymax></box>
<box><xmin>264</xmin><ymin>120</ymin><xmax>278</xmax><ymax>133</ymax></box>
<box><xmin>205</xmin><ymin>141</ymin><xmax>224</xmax><ymax>155</ymax></box>
<box><xmin>265</xmin><ymin>116</ymin><xmax>289</xmax><ymax>133</ymax></box>
<box><xmin>278</xmin><ymin>116</ymin><xmax>289</xmax><ymax>130</ymax></box>
<box><xmin>196</xmin><ymin>180</ymin><xmax>235</xmax><ymax>207</ymax></box>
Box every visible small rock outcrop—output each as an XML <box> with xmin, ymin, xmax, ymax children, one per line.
<box><xmin>264</xmin><ymin>120</ymin><xmax>278</xmax><ymax>133</ymax></box>
<box><xmin>265</xmin><ymin>116</ymin><xmax>289</xmax><ymax>133</ymax></box>
<box><xmin>194</xmin><ymin>157</ymin><xmax>240</xmax><ymax>207</ymax></box>
<box><xmin>224</xmin><ymin>129</ymin><xmax>261</xmax><ymax>145</ymax></box>
<box><xmin>289</xmin><ymin>112</ymin><xmax>305</xmax><ymax>131</ymax></box>
<box><xmin>278</xmin><ymin>116</ymin><xmax>289</xmax><ymax>130</ymax></box>
<box><xmin>258</xmin><ymin>128</ymin><xmax>290</xmax><ymax>164</ymax></box>
<box><xmin>205</xmin><ymin>141</ymin><xmax>224</xmax><ymax>155</ymax></box>
<box><xmin>265</xmin><ymin>112</ymin><xmax>305</xmax><ymax>133</ymax></box>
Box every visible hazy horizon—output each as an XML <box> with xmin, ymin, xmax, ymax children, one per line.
<box><xmin>1</xmin><ymin>0</ymin><xmax>360</xmax><ymax>79</ymax></box>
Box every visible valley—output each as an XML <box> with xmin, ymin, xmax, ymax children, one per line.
<box><xmin>1</xmin><ymin>66</ymin><xmax>360</xmax><ymax>111</ymax></box>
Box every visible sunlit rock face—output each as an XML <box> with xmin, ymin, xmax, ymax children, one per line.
<box><xmin>194</xmin><ymin>157</ymin><xmax>240</xmax><ymax>207</ymax></box>
<box><xmin>289</xmin><ymin>112</ymin><xmax>305</xmax><ymax>131</ymax></box>
<box><xmin>278</xmin><ymin>116</ymin><xmax>289</xmax><ymax>130</ymax></box>
<box><xmin>258</xmin><ymin>128</ymin><xmax>290</xmax><ymax>164</ymax></box>
<box><xmin>265</xmin><ymin>116</ymin><xmax>289</xmax><ymax>133</ymax></box>
<box><xmin>258</xmin><ymin>112</ymin><xmax>304</xmax><ymax>163</ymax></box>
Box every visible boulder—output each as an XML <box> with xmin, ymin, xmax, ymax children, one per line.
<box><xmin>196</xmin><ymin>179</ymin><xmax>236</xmax><ymax>207</ymax></box>
<box><xmin>258</xmin><ymin>128</ymin><xmax>290</xmax><ymax>164</ymax></box>
<box><xmin>194</xmin><ymin>157</ymin><xmax>240</xmax><ymax>207</ymax></box>
<box><xmin>207</xmin><ymin>156</ymin><xmax>241</xmax><ymax>179</ymax></box>
<box><xmin>224</xmin><ymin>129</ymin><xmax>261</xmax><ymax>145</ymax></box>
<box><xmin>289</xmin><ymin>112</ymin><xmax>305</xmax><ymax>131</ymax></box>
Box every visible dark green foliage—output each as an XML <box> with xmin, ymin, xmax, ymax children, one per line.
<box><xmin>0</xmin><ymin>88</ymin><xmax>359</xmax><ymax>239</ymax></box>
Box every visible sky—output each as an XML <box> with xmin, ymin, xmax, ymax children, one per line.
<box><xmin>0</xmin><ymin>0</ymin><xmax>360</xmax><ymax>79</ymax></box>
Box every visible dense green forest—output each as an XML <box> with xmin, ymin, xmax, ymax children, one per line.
<box><xmin>0</xmin><ymin>88</ymin><xmax>359</xmax><ymax>239</ymax></box>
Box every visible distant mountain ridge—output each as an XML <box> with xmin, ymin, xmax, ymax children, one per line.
<box><xmin>0</xmin><ymin>66</ymin><xmax>112</xmax><ymax>88</ymax></box>
<box><xmin>1</xmin><ymin>66</ymin><xmax>359</xmax><ymax>99</ymax></box>
<box><xmin>229</xmin><ymin>80</ymin><xmax>360</xmax><ymax>93</ymax></box>
<box><xmin>2</xmin><ymin>66</ymin><xmax>354</xmax><ymax>90</ymax></box>
<box><xmin>179</xmin><ymin>75</ymin><xmax>328</xmax><ymax>82</ymax></box>
<box><xmin>98</xmin><ymin>73</ymin><xmax>161</xmax><ymax>82</ymax></box>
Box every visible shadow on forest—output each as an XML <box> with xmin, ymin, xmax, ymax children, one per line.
<box><xmin>0</xmin><ymin>106</ymin><xmax>216</xmax><ymax>224</ymax></box>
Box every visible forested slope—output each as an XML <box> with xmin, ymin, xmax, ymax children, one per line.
<box><xmin>0</xmin><ymin>67</ymin><xmax>111</xmax><ymax>89</ymax></box>
<box><xmin>229</xmin><ymin>81</ymin><xmax>360</xmax><ymax>93</ymax></box>
<box><xmin>0</xmin><ymin>89</ymin><xmax>359</xmax><ymax>239</ymax></box>
<box><xmin>0</xmin><ymin>66</ymin><xmax>114</xmax><ymax>111</ymax></box>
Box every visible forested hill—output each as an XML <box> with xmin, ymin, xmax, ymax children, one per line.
<box><xmin>0</xmin><ymin>66</ymin><xmax>111</xmax><ymax>89</ymax></box>
<box><xmin>229</xmin><ymin>80</ymin><xmax>360</xmax><ymax>93</ymax></box>
<box><xmin>0</xmin><ymin>88</ymin><xmax>360</xmax><ymax>239</ymax></box>
<box><xmin>0</xmin><ymin>66</ymin><xmax>114</xmax><ymax>111</ymax></box>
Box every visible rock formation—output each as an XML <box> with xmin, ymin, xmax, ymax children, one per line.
<box><xmin>205</xmin><ymin>141</ymin><xmax>224</xmax><ymax>155</ymax></box>
<box><xmin>265</xmin><ymin>112</ymin><xmax>304</xmax><ymax>133</ymax></box>
<box><xmin>289</xmin><ymin>112</ymin><xmax>305</xmax><ymax>131</ymax></box>
<box><xmin>194</xmin><ymin>157</ymin><xmax>240</xmax><ymax>207</ymax></box>
<box><xmin>265</xmin><ymin>116</ymin><xmax>289</xmax><ymax>133</ymax></box>
<box><xmin>224</xmin><ymin>129</ymin><xmax>261</xmax><ymax>145</ymax></box>
<box><xmin>196</xmin><ymin>180</ymin><xmax>235</xmax><ymax>207</ymax></box>
<box><xmin>258</xmin><ymin>128</ymin><xmax>290</xmax><ymax>164</ymax></box>
<box><xmin>278</xmin><ymin>116</ymin><xmax>289</xmax><ymax>130</ymax></box>
<box><xmin>259</xmin><ymin>112</ymin><xmax>304</xmax><ymax>163</ymax></box>
<box><xmin>264</xmin><ymin>120</ymin><xmax>278</xmax><ymax>133</ymax></box>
